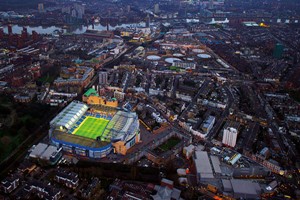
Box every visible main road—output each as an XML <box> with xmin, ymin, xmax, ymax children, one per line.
<box><xmin>206</xmin><ymin>85</ymin><xmax>234</xmax><ymax>140</ymax></box>
<box><xmin>179</xmin><ymin>80</ymin><xmax>210</xmax><ymax>119</ymax></box>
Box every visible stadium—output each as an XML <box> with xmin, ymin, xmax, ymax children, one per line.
<box><xmin>49</xmin><ymin>101</ymin><xmax>140</xmax><ymax>159</ymax></box>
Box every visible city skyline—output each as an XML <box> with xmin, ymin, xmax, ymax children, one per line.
<box><xmin>0</xmin><ymin>0</ymin><xmax>299</xmax><ymax>199</ymax></box>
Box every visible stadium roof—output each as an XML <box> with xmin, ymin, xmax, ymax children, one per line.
<box><xmin>102</xmin><ymin>111</ymin><xmax>138</xmax><ymax>141</ymax></box>
<box><xmin>52</xmin><ymin>130</ymin><xmax>110</xmax><ymax>149</ymax></box>
<box><xmin>50</xmin><ymin>101</ymin><xmax>88</xmax><ymax>129</ymax></box>
<box><xmin>84</xmin><ymin>88</ymin><xmax>99</xmax><ymax>97</ymax></box>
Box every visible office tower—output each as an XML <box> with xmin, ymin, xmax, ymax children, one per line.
<box><xmin>32</xmin><ymin>31</ymin><xmax>39</xmax><ymax>41</ymax></box>
<box><xmin>209</xmin><ymin>0</ymin><xmax>214</xmax><ymax>9</ymax></box>
<box><xmin>146</xmin><ymin>14</ymin><xmax>150</xmax><ymax>28</ymax></box>
<box><xmin>273</xmin><ymin>43</ymin><xmax>284</xmax><ymax>59</ymax></box>
<box><xmin>8</xmin><ymin>25</ymin><xmax>12</xmax><ymax>35</ymax></box>
<box><xmin>154</xmin><ymin>4</ymin><xmax>160</xmax><ymax>14</ymax></box>
<box><xmin>21</xmin><ymin>27</ymin><xmax>28</xmax><ymax>40</ymax></box>
<box><xmin>74</xmin><ymin>4</ymin><xmax>85</xmax><ymax>19</ymax></box>
<box><xmin>0</xmin><ymin>27</ymin><xmax>4</xmax><ymax>39</ymax></box>
<box><xmin>38</xmin><ymin>3</ymin><xmax>44</xmax><ymax>12</ymax></box>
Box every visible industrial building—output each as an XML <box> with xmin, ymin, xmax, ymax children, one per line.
<box><xmin>222</xmin><ymin>179</ymin><xmax>261</xmax><ymax>199</ymax></box>
<box><xmin>29</xmin><ymin>143</ymin><xmax>62</xmax><ymax>165</ymax></box>
<box><xmin>194</xmin><ymin>151</ymin><xmax>214</xmax><ymax>182</ymax></box>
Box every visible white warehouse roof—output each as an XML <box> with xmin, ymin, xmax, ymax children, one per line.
<box><xmin>195</xmin><ymin>151</ymin><xmax>214</xmax><ymax>179</ymax></box>
<box><xmin>29</xmin><ymin>143</ymin><xmax>48</xmax><ymax>158</ymax></box>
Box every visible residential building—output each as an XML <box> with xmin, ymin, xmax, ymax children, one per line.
<box><xmin>222</xmin><ymin>127</ymin><xmax>238</xmax><ymax>147</ymax></box>
<box><xmin>1</xmin><ymin>176</ymin><xmax>20</xmax><ymax>194</ymax></box>
<box><xmin>99</xmin><ymin>71</ymin><xmax>108</xmax><ymax>85</ymax></box>
<box><xmin>55</xmin><ymin>171</ymin><xmax>79</xmax><ymax>189</ymax></box>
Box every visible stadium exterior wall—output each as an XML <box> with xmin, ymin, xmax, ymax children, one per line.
<box><xmin>125</xmin><ymin>133</ymin><xmax>138</xmax><ymax>149</ymax></box>
<box><xmin>50</xmin><ymin>137</ymin><xmax>112</xmax><ymax>159</ymax></box>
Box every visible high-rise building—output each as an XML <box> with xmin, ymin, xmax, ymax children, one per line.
<box><xmin>222</xmin><ymin>127</ymin><xmax>238</xmax><ymax>147</ymax></box>
<box><xmin>32</xmin><ymin>31</ymin><xmax>39</xmax><ymax>41</ymax></box>
<box><xmin>146</xmin><ymin>14</ymin><xmax>150</xmax><ymax>28</ymax></box>
<box><xmin>106</xmin><ymin>19</ymin><xmax>109</xmax><ymax>31</ymax></box>
<box><xmin>209</xmin><ymin>0</ymin><xmax>214</xmax><ymax>9</ymax></box>
<box><xmin>0</xmin><ymin>27</ymin><xmax>4</xmax><ymax>39</ymax></box>
<box><xmin>62</xmin><ymin>6</ymin><xmax>71</xmax><ymax>14</ymax></box>
<box><xmin>62</xmin><ymin>4</ymin><xmax>84</xmax><ymax>21</ymax></box>
<box><xmin>99</xmin><ymin>71</ymin><xmax>108</xmax><ymax>85</ymax></box>
<box><xmin>17</xmin><ymin>36</ymin><xmax>24</xmax><ymax>49</ymax></box>
<box><xmin>21</xmin><ymin>27</ymin><xmax>28</xmax><ymax>40</ymax></box>
<box><xmin>74</xmin><ymin>4</ymin><xmax>85</xmax><ymax>19</ymax></box>
<box><xmin>7</xmin><ymin>25</ymin><xmax>12</xmax><ymax>35</ymax></box>
<box><xmin>154</xmin><ymin>4</ymin><xmax>160</xmax><ymax>14</ymax></box>
<box><xmin>273</xmin><ymin>43</ymin><xmax>284</xmax><ymax>59</ymax></box>
<box><xmin>38</xmin><ymin>3</ymin><xmax>44</xmax><ymax>12</ymax></box>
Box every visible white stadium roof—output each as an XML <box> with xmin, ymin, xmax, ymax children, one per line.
<box><xmin>102</xmin><ymin>111</ymin><xmax>138</xmax><ymax>141</ymax></box>
<box><xmin>50</xmin><ymin>101</ymin><xmax>88</xmax><ymax>129</ymax></box>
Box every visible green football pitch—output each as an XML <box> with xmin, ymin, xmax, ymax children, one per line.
<box><xmin>72</xmin><ymin>117</ymin><xmax>109</xmax><ymax>140</ymax></box>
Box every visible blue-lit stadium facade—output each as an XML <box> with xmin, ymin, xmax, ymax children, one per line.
<box><xmin>50</xmin><ymin>136</ymin><xmax>113</xmax><ymax>159</ymax></box>
<box><xmin>49</xmin><ymin>101</ymin><xmax>140</xmax><ymax>159</ymax></box>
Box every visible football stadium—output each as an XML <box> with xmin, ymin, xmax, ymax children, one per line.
<box><xmin>49</xmin><ymin>101</ymin><xmax>140</xmax><ymax>158</ymax></box>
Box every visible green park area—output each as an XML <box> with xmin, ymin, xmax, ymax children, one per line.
<box><xmin>156</xmin><ymin>137</ymin><xmax>181</xmax><ymax>152</ymax></box>
<box><xmin>169</xmin><ymin>66</ymin><xmax>180</xmax><ymax>72</ymax></box>
<box><xmin>0</xmin><ymin>96</ymin><xmax>56</xmax><ymax>162</ymax></box>
<box><xmin>37</xmin><ymin>73</ymin><xmax>57</xmax><ymax>84</ymax></box>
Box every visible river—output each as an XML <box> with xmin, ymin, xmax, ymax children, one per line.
<box><xmin>2</xmin><ymin>22</ymin><xmax>146</xmax><ymax>35</ymax></box>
